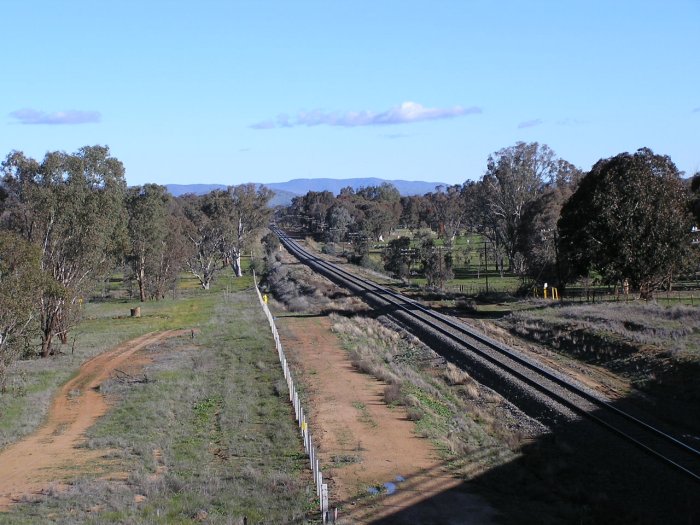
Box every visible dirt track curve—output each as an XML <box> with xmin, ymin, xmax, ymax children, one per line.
<box><xmin>0</xmin><ymin>330</ymin><xmax>188</xmax><ymax>509</ymax></box>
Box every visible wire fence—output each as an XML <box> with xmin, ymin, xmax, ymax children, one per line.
<box><xmin>252</xmin><ymin>274</ymin><xmax>336</xmax><ymax>523</ymax></box>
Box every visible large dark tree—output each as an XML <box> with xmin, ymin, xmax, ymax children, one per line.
<box><xmin>691</xmin><ymin>172</ymin><xmax>700</xmax><ymax>225</ymax></box>
<box><xmin>558</xmin><ymin>148</ymin><xmax>693</xmax><ymax>299</ymax></box>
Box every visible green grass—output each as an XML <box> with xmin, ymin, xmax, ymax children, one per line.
<box><xmin>0</xmin><ymin>273</ymin><xmax>248</xmax><ymax>450</ymax></box>
<box><xmin>0</xmin><ymin>271</ymin><xmax>317</xmax><ymax>523</ymax></box>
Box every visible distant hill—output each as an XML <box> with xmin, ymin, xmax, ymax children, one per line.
<box><xmin>165</xmin><ymin>184</ymin><xmax>296</xmax><ymax>207</ymax></box>
<box><xmin>265</xmin><ymin>178</ymin><xmax>446</xmax><ymax>197</ymax></box>
<box><xmin>166</xmin><ymin>184</ymin><xmax>227</xmax><ymax>196</ymax></box>
<box><xmin>165</xmin><ymin>178</ymin><xmax>447</xmax><ymax>207</ymax></box>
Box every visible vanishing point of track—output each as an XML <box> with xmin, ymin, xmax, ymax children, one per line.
<box><xmin>272</xmin><ymin>226</ymin><xmax>700</xmax><ymax>484</ymax></box>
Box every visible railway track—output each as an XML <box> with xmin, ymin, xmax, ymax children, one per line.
<box><xmin>271</xmin><ymin>226</ymin><xmax>700</xmax><ymax>484</ymax></box>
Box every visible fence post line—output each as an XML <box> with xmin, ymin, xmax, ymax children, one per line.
<box><xmin>253</xmin><ymin>281</ymin><xmax>330</xmax><ymax>517</ymax></box>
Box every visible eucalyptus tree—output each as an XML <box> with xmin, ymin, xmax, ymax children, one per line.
<box><xmin>152</xmin><ymin>198</ymin><xmax>192</xmax><ymax>298</ymax></box>
<box><xmin>383</xmin><ymin>236</ymin><xmax>413</xmax><ymax>280</ymax></box>
<box><xmin>180</xmin><ymin>184</ymin><xmax>272</xmax><ymax>286</ymax></box>
<box><xmin>125</xmin><ymin>184</ymin><xmax>171</xmax><ymax>301</ymax></box>
<box><xmin>0</xmin><ymin>232</ymin><xmax>44</xmax><ymax>389</ymax></box>
<box><xmin>477</xmin><ymin>142</ymin><xmax>574</xmax><ymax>274</ymax></box>
<box><xmin>417</xmin><ymin>235</ymin><xmax>453</xmax><ymax>289</ymax></box>
<box><xmin>225</xmin><ymin>184</ymin><xmax>273</xmax><ymax>277</ymax></box>
<box><xmin>516</xmin><ymin>161</ymin><xmax>583</xmax><ymax>282</ymax></box>
<box><xmin>425</xmin><ymin>184</ymin><xmax>468</xmax><ymax>245</ymax></box>
<box><xmin>181</xmin><ymin>192</ymin><xmax>229</xmax><ymax>289</ymax></box>
<box><xmin>355</xmin><ymin>183</ymin><xmax>402</xmax><ymax>240</ymax></box>
<box><xmin>558</xmin><ymin>148</ymin><xmax>693</xmax><ymax>299</ymax></box>
<box><xmin>1</xmin><ymin>146</ymin><xmax>127</xmax><ymax>356</ymax></box>
<box><xmin>325</xmin><ymin>203</ymin><xmax>355</xmax><ymax>243</ymax></box>
<box><xmin>399</xmin><ymin>194</ymin><xmax>430</xmax><ymax>230</ymax></box>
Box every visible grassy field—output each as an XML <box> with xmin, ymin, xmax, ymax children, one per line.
<box><xmin>0</xmin><ymin>272</ymin><xmax>316</xmax><ymax>524</ymax></box>
<box><xmin>1</xmin><ymin>274</ymin><xmax>217</xmax><ymax>449</ymax></box>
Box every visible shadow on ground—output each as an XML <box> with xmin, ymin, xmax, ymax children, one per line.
<box><xmin>338</xmin><ymin>397</ymin><xmax>700</xmax><ymax>525</ymax></box>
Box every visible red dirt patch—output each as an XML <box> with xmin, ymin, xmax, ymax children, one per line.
<box><xmin>278</xmin><ymin>316</ymin><xmax>495</xmax><ymax>524</ymax></box>
<box><xmin>0</xmin><ymin>330</ymin><xmax>189</xmax><ymax>509</ymax></box>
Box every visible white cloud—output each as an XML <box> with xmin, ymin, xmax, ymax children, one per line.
<box><xmin>517</xmin><ymin>118</ymin><xmax>543</xmax><ymax>129</ymax></box>
<box><xmin>9</xmin><ymin>108</ymin><xmax>101</xmax><ymax>125</ymax></box>
<box><xmin>251</xmin><ymin>101</ymin><xmax>481</xmax><ymax>129</ymax></box>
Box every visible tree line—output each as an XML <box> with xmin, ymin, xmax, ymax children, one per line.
<box><xmin>282</xmin><ymin>143</ymin><xmax>700</xmax><ymax>298</ymax></box>
<box><xmin>0</xmin><ymin>146</ymin><xmax>271</xmax><ymax>388</ymax></box>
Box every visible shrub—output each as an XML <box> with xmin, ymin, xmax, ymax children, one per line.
<box><xmin>321</xmin><ymin>243</ymin><xmax>337</xmax><ymax>255</ymax></box>
<box><xmin>383</xmin><ymin>382</ymin><xmax>404</xmax><ymax>405</ymax></box>
<box><xmin>406</xmin><ymin>407</ymin><xmax>424</xmax><ymax>421</ymax></box>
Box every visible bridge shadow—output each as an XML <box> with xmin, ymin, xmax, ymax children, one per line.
<box><xmin>330</xmin><ymin>397</ymin><xmax>700</xmax><ymax>524</ymax></box>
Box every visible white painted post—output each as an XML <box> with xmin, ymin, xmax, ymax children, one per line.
<box><xmin>321</xmin><ymin>484</ymin><xmax>329</xmax><ymax>515</ymax></box>
<box><xmin>318</xmin><ymin>472</ymin><xmax>323</xmax><ymax>502</ymax></box>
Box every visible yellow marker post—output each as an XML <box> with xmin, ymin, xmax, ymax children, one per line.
<box><xmin>263</xmin><ymin>294</ymin><xmax>268</xmax><ymax>304</ymax></box>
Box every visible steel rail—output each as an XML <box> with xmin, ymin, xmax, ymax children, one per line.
<box><xmin>272</xmin><ymin>226</ymin><xmax>700</xmax><ymax>483</ymax></box>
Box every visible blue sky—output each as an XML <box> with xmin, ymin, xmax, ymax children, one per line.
<box><xmin>2</xmin><ymin>0</ymin><xmax>699</xmax><ymax>187</ymax></box>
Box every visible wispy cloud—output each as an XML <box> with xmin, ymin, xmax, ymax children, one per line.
<box><xmin>556</xmin><ymin>117</ymin><xmax>587</xmax><ymax>126</ymax></box>
<box><xmin>517</xmin><ymin>118</ymin><xmax>543</xmax><ymax>129</ymax></box>
<box><xmin>693</xmin><ymin>107</ymin><xmax>700</xmax><ymax>113</ymax></box>
<box><xmin>251</xmin><ymin>101</ymin><xmax>481</xmax><ymax>129</ymax></box>
<box><xmin>9</xmin><ymin>108</ymin><xmax>101</xmax><ymax>125</ymax></box>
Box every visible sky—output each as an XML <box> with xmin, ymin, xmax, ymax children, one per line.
<box><xmin>2</xmin><ymin>0</ymin><xmax>699</xmax><ymax>187</ymax></box>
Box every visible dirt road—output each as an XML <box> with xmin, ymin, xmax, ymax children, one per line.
<box><xmin>0</xmin><ymin>330</ymin><xmax>188</xmax><ymax>509</ymax></box>
<box><xmin>278</xmin><ymin>316</ymin><xmax>495</xmax><ymax>524</ymax></box>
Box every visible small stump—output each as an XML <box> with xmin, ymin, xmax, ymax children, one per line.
<box><xmin>130</xmin><ymin>307</ymin><xmax>141</xmax><ymax>318</ymax></box>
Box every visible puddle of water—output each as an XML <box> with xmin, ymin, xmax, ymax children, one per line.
<box><xmin>368</xmin><ymin>476</ymin><xmax>404</xmax><ymax>496</ymax></box>
<box><xmin>383</xmin><ymin>482</ymin><xmax>397</xmax><ymax>495</ymax></box>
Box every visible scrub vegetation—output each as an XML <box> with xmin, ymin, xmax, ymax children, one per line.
<box><xmin>0</xmin><ymin>274</ymin><xmax>316</xmax><ymax>524</ymax></box>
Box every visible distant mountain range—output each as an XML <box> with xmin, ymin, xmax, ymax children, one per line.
<box><xmin>166</xmin><ymin>178</ymin><xmax>447</xmax><ymax>206</ymax></box>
